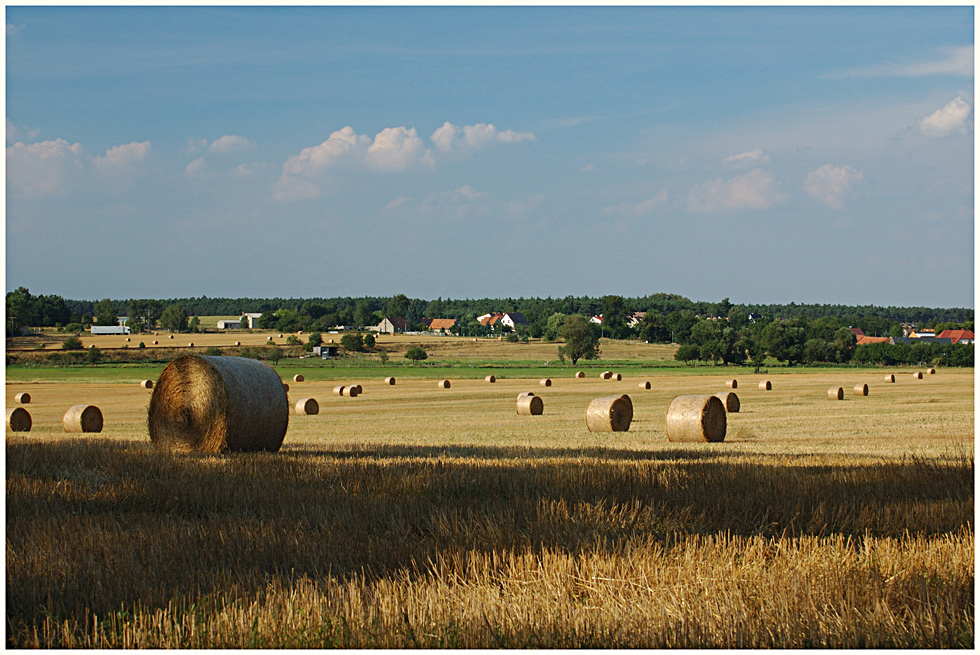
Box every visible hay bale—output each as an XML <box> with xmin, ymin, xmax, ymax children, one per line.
<box><xmin>610</xmin><ymin>373</ymin><xmax>622</xmax><ymax>381</ymax></box>
<box><xmin>726</xmin><ymin>379</ymin><xmax>738</xmax><ymax>389</ymax></box>
<box><xmin>438</xmin><ymin>380</ymin><xmax>451</xmax><ymax>389</ymax></box>
<box><xmin>293</xmin><ymin>374</ymin><xmax>305</xmax><ymax>383</ymax></box>
<box><xmin>927</xmin><ymin>368</ymin><xmax>936</xmax><ymax>375</ymax></box>
<box><xmin>518</xmin><ymin>391</ymin><xmax>535</xmax><ymax>399</ymax></box>
<box><xmin>147</xmin><ymin>355</ymin><xmax>288</xmax><ymax>453</ymax></box>
<box><xmin>140</xmin><ymin>380</ymin><xmax>153</xmax><ymax>390</ymax></box>
<box><xmin>759</xmin><ymin>380</ymin><xmax>772</xmax><ymax>390</ymax></box>
<box><xmin>278</xmin><ymin>333</ymin><xmax>283</xmax><ymax>338</ymax></box>
<box><xmin>714</xmin><ymin>391</ymin><xmax>740</xmax><ymax>412</ymax></box>
<box><xmin>517</xmin><ymin>394</ymin><xmax>544</xmax><ymax>415</ymax></box>
<box><xmin>63</xmin><ymin>405</ymin><xmax>103</xmax><ymax>433</ymax></box>
<box><xmin>599</xmin><ymin>371</ymin><xmax>612</xmax><ymax>380</ymax></box>
<box><xmin>235</xmin><ymin>341</ymin><xmax>241</xmax><ymax>346</ymax></box>
<box><xmin>169</xmin><ymin>334</ymin><xmax>174</xmax><ymax>339</ymax></box>
<box><xmin>14</xmin><ymin>392</ymin><xmax>30</xmax><ymax>404</ymax></box>
<box><xmin>853</xmin><ymin>383</ymin><xmax>869</xmax><ymax>397</ymax></box>
<box><xmin>884</xmin><ymin>374</ymin><xmax>895</xmax><ymax>383</ymax></box>
<box><xmin>333</xmin><ymin>385</ymin><xmax>346</xmax><ymax>396</ymax></box>
<box><xmin>153</xmin><ymin>340</ymin><xmax>159</xmax><ymax>345</ymax></box>
<box><xmin>638</xmin><ymin>381</ymin><xmax>651</xmax><ymax>390</ymax></box>
<box><xmin>350</xmin><ymin>384</ymin><xmax>363</xmax><ymax>394</ymax></box>
<box><xmin>385</xmin><ymin>377</ymin><xmax>396</xmax><ymax>385</ymax></box>
<box><xmin>828</xmin><ymin>387</ymin><xmax>844</xmax><ymax>400</ymax></box>
<box><xmin>6</xmin><ymin>407</ymin><xmax>31</xmax><ymax>432</ymax></box>
<box><xmin>126</xmin><ymin>337</ymin><xmax>131</xmax><ymax>342</ymax></box>
<box><xmin>283</xmin><ymin>383</ymin><xmax>289</xmax><ymax>392</ymax></box>
<box><xmin>585</xmin><ymin>394</ymin><xmax>633</xmax><ymax>432</ymax></box>
<box><xmin>295</xmin><ymin>398</ymin><xmax>319</xmax><ymax>415</ymax></box>
<box><xmin>665</xmin><ymin>395</ymin><xmax>726</xmax><ymax>442</ymax></box>
<box><xmin>913</xmin><ymin>371</ymin><xmax>923</xmax><ymax>380</ymax></box>
<box><xmin>485</xmin><ymin>375</ymin><xmax>496</xmax><ymax>383</ymax></box>
<box><xmin>342</xmin><ymin>386</ymin><xmax>359</xmax><ymax>397</ymax></box>
<box><xmin>540</xmin><ymin>378</ymin><xmax>552</xmax><ymax>387</ymax></box>
<box><xmin>188</xmin><ymin>342</ymin><xmax>194</xmax><ymax>347</ymax></box>
<box><xmin>575</xmin><ymin>371</ymin><xmax>585</xmax><ymax>378</ymax></box>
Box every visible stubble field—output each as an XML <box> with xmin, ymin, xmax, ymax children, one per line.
<box><xmin>5</xmin><ymin>350</ymin><xmax>975</xmax><ymax>648</ymax></box>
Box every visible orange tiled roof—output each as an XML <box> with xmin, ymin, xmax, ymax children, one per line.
<box><xmin>856</xmin><ymin>336</ymin><xmax>890</xmax><ymax>345</ymax></box>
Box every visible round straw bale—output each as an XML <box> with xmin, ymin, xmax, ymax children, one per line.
<box><xmin>169</xmin><ymin>334</ymin><xmax>174</xmax><ymax>339</ymax></box>
<box><xmin>126</xmin><ymin>337</ymin><xmax>131</xmax><ymax>342</ymax></box>
<box><xmin>293</xmin><ymin>374</ymin><xmax>305</xmax><ymax>383</ymax></box>
<box><xmin>517</xmin><ymin>394</ymin><xmax>544</xmax><ymax>416</ymax></box>
<box><xmin>927</xmin><ymin>368</ymin><xmax>936</xmax><ymax>375</ymax></box>
<box><xmin>912</xmin><ymin>371</ymin><xmax>923</xmax><ymax>380</ymax></box>
<box><xmin>610</xmin><ymin>373</ymin><xmax>622</xmax><ymax>381</ymax></box>
<box><xmin>14</xmin><ymin>392</ymin><xmax>30</xmax><ymax>404</ymax></box>
<box><xmin>147</xmin><ymin>355</ymin><xmax>288</xmax><ymax>454</ymax></box>
<box><xmin>7</xmin><ymin>407</ymin><xmax>31</xmax><ymax>432</ymax></box>
<box><xmin>188</xmin><ymin>342</ymin><xmax>194</xmax><ymax>347</ymax></box>
<box><xmin>385</xmin><ymin>377</ymin><xmax>396</xmax><ymax>385</ymax></box>
<box><xmin>283</xmin><ymin>383</ymin><xmax>289</xmax><ymax>392</ymax></box>
<box><xmin>585</xmin><ymin>394</ymin><xmax>633</xmax><ymax>432</ymax></box>
<box><xmin>140</xmin><ymin>380</ymin><xmax>153</xmax><ymax>390</ymax></box>
<box><xmin>235</xmin><ymin>341</ymin><xmax>241</xmax><ymax>346</ymax></box>
<box><xmin>714</xmin><ymin>391</ymin><xmax>740</xmax><ymax>412</ymax></box>
<box><xmin>267</xmin><ymin>336</ymin><xmax>273</xmax><ymax>341</ymax></box>
<box><xmin>63</xmin><ymin>405</ymin><xmax>103</xmax><ymax>433</ymax></box>
<box><xmin>89</xmin><ymin>344</ymin><xmax>95</xmax><ymax>349</ymax></box>
<box><xmin>638</xmin><ymin>381</ymin><xmax>651</xmax><ymax>390</ymax></box>
<box><xmin>342</xmin><ymin>386</ymin><xmax>359</xmax><ymax>397</ymax></box>
<box><xmin>884</xmin><ymin>374</ymin><xmax>895</xmax><ymax>383</ymax></box>
<box><xmin>599</xmin><ymin>371</ymin><xmax>612</xmax><ymax>380</ymax></box>
<box><xmin>759</xmin><ymin>380</ymin><xmax>772</xmax><ymax>390</ymax></box>
<box><xmin>350</xmin><ymin>384</ymin><xmax>363</xmax><ymax>394</ymax></box>
<box><xmin>278</xmin><ymin>333</ymin><xmax>283</xmax><ymax>338</ymax></box>
<box><xmin>438</xmin><ymin>380</ymin><xmax>451</xmax><ymax>389</ymax></box>
<box><xmin>333</xmin><ymin>385</ymin><xmax>346</xmax><ymax>396</ymax></box>
<box><xmin>828</xmin><ymin>387</ymin><xmax>844</xmax><ymax>400</ymax></box>
<box><xmin>153</xmin><ymin>340</ymin><xmax>159</xmax><ymax>345</ymax></box>
<box><xmin>853</xmin><ymin>383</ymin><xmax>869</xmax><ymax>397</ymax></box>
<box><xmin>540</xmin><ymin>378</ymin><xmax>552</xmax><ymax>387</ymax></box>
<box><xmin>485</xmin><ymin>375</ymin><xmax>496</xmax><ymax>383</ymax></box>
<box><xmin>518</xmin><ymin>391</ymin><xmax>535</xmax><ymax>399</ymax></box>
<box><xmin>295</xmin><ymin>398</ymin><xmax>319</xmax><ymax>415</ymax></box>
<box><xmin>575</xmin><ymin>371</ymin><xmax>585</xmax><ymax>378</ymax></box>
<box><xmin>726</xmin><ymin>379</ymin><xmax>738</xmax><ymax>389</ymax></box>
<box><xmin>665</xmin><ymin>395</ymin><xmax>726</xmax><ymax>443</ymax></box>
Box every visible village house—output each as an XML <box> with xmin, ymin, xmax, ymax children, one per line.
<box><xmin>422</xmin><ymin>318</ymin><xmax>457</xmax><ymax>334</ymax></box>
<box><xmin>478</xmin><ymin>312</ymin><xmax>529</xmax><ymax>330</ymax></box>
<box><xmin>936</xmin><ymin>329</ymin><xmax>975</xmax><ymax>344</ymax></box>
<box><xmin>377</xmin><ymin>317</ymin><xmax>410</xmax><ymax>334</ymax></box>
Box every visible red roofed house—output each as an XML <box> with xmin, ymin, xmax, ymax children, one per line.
<box><xmin>936</xmin><ymin>329</ymin><xmax>975</xmax><ymax>344</ymax></box>
<box><xmin>423</xmin><ymin>318</ymin><xmax>457</xmax><ymax>333</ymax></box>
<box><xmin>856</xmin><ymin>335</ymin><xmax>891</xmax><ymax>346</ymax></box>
<box><xmin>848</xmin><ymin>327</ymin><xmax>865</xmax><ymax>338</ymax></box>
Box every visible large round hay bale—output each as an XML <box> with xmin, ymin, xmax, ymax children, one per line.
<box><xmin>169</xmin><ymin>334</ymin><xmax>174</xmax><ymax>339</ymax></box>
<box><xmin>384</xmin><ymin>377</ymin><xmax>396</xmax><ymax>385</ymax></box>
<box><xmin>575</xmin><ymin>371</ymin><xmax>585</xmax><ymax>378</ymax></box>
<box><xmin>293</xmin><ymin>374</ymin><xmax>305</xmax><ymax>383</ymax></box>
<box><xmin>714</xmin><ymin>391</ymin><xmax>740</xmax><ymax>412</ymax></box>
<box><xmin>342</xmin><ymin>386</ymin><xmax>359</xmax><ymax>397</ymax></box>
<box><xmin>333</xmin><ymin>385</ymin><xmax>346</xmax><ymax>396</ymax></box>
<box><xmin>853</xmin><ymin>383</ymin><xmax>869</xmax><ymax>397</ymax></box>
<box><xmin>599</xmin><ymin>371</ymin><xmax>612</xmax><ymax>380</ymax></box>
<box><xmin>927</xmin><ymin>368</ymin><xmax>936</xmax><ymax>375</ymax></box>
<box><xmin>585</xmin><ymin>394</ymin><xmax>633</xmax><ymax>432</ymax></box>
<box><xmin>759</xmin><ymin>380</ymin><xmax>772</xmax><ymax>390</ymax></box>
<box><xmin>438</xmin><ymin>380</ymin><xmax>451</xmax><ymax>389</ymax></box>
<box><xmin>295</xmin><ymin>398</ymin><xmax>319</xmax><ymax>415</ymax></box>
<box><xmin>912</xmin><ymin>371</ymin><xmax>923</xmax><ymax>380</ymax></box>
<box><xmin>63</xmin><ymin>405</ymin><xmax>103</xmax><ymax>433</ymax></box>
<box><xmin>638</xmin><ymin>381</ymin><xmax>651</xmax><ymax>390</ymax></box>
<box><xmin>517</xmin><ymin>394</ymin><xmax>544</xmax><ymax>416</ymax></box>
<box><xmin>485</xmin><ymin>375</ymin><xmax>496</xmax><ymax>383</ymax></box>
<box><xmin>828</xmin><ymin>387</ymin><xmax>844</xmax><ymax>400</ymax></box>
<box><xmin>153</xmin><ymin>340</ymin><xmax>159</xmax><ymax>345</ymax></box>
<box><xmin>140</xmin><ymin>379</ymin><xmax>153</xmax><ymax>390</ymax></box>
<box><xmin>540</xmin><ymin>378</ymin><xmax>552</xmax><ymax>387</ymax></box>
<box><xmin>665</xmin><ymin>395</ymin><xmax>726</xmax><ymax>442</ymax></box>
<box><xmin>518</xmin><ymin>391</ymin><xmax>535</xmax><ymax>399</ymax></box>
<box><xmin>147</xmin><ymin>355</ymin><xmax>288</xmax><ymax>453</ymax></box>
<box><xmin>726</xmin><ymin>379</ymin><xmax>738</xmax><ymax>389</ymax></box>
<box><xmin>351</xmin><ymin>384</ymin><xmax>363</xmax><ymax>394</ymax></box>
<box><xmin>884</xmin><ymin>374</ymin><xmax>896</xmax><ymax>383</ymax></box>
<box><xmin>7</xmin><ymin>407</ymin><xmax>31</xmax><ymax>432</ymax></box>
<box><xmin>125</xmin><ymin>337</ymin><xmax>131</xmax><ymax>342</ymax></box>
<box><xmin>283</xmin><ymin>383</ymin><xmax>289</xmax><ymax>392</ymax></box>
<box><xmin>188</xmin><ymin>342</ymin><xmax>194</xmax><ymax>348</ymax></box>
<box><xmin>235</xmin><ymin>341</ymin><xmax>241</xmax><ymax>346</ymax></box>
<box><xmin>610</xmin><ymin>373</ymin><xmax>622</xmax><ymax>381</ymax></box>
<box><xmin>14</xmin><ymin>392</ymin><xmax>30</xmax><ymax>404</ymax></box>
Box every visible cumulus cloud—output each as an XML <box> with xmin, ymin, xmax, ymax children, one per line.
<box><xmin>804</xmin><ymin>164</ymin><xmax>863</xmax><ymax>209</ymax></box>
<box><xmin>184</xmin><ymin>157</ymin><xmax>207</xmax><ymax>177</ymax></box>
<box><xmin>603</xmin><ymin>190</ymin><xmax>669</xmax><ymax>216</ymax></box>
<box><xmin>208</xmin><ymin>134</ymin><xmax>255</xmax><ymax>153</ymax></box>
<box><xmin>918</xmin><ymin>96</ymin><xmax>973</xmax><ymax>137</ymax></box>
<box><xmin>431</xmin><ymin>122</ymin><xmax>460</xmax><ymax>151</ymax></box>
<box><xmin>686</xmin><ymin>169</ymin><xmax>783</xmax><ymax>214</ymax></box>
<box><xmin>366</xmin><ymin>126</ymin><xmax>430</xmax><ymax>171</ymax></box>
<box><xmin>6</xmin><ymin>138</ymin><xmax>85</xmax><ymax>197</ymax></box>
<box><xmin>723</xmin><ymin>148</ymin><xmax>770</xmax><ymax>167</ymax></box>
<box><xmin>6</xmin><ymin>119</ymin><xmax>40</xmax><ymax>145</ymax></box>
<box><xmin>429</xmin><ymin>121</ymin><xmax>535</xmax><ymax>152</ymax></box>
<box><xmin>282</xmin><ymin>126</ymin><xmax>369</xmax><ymax>176</ymax></box>
<box><xmin>93</xmin><ymin>141</ymin><xmax>151</xmax><ymax>174</ymax></box>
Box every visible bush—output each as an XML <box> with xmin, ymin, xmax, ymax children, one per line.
<box><xmin>363</xmin><ymin>333</ymin><xmax>376</xmax><ymax>350</ymax></box>
<box><xmin>87</xmin><ymin>347</ymin><xmax>101</xmax><ymax>363</ymax></box>
<box><xmin>203</xmin><ymin>347</ymin><xmax>222</xmax><ymax>357</ymax></box>
<box><xmin>341</xmin><ymin>333</ymin><xmax>364</xmax><ymax>353</ymax></box>
<box><xmin>405</xmin><ymin>346</ymin><xmax>428</xmax><ymax>362</ymax></box>
<box><xmin>61</xmin><ymin>335</ymin><xmax>83</xmax><ymax>350</ymax></box>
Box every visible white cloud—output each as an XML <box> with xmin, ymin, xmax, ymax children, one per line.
<box><xmin>604</xmin><ymin>190</ymin><xmax>669</xmax><ymax>216</ymax></box>
<box><xmin>271</xmin><ymin>174</ymin><xmax>322</xmax><ymax>202</ymax></box>
<box><xmin>686</xmin><ymin>168</ymin><xmax>783</xmax><ymax>214</ymax></box>
<box><xmin>208</xmin><ymin>135</ymin><xmax>255</xmax><ymax>153</ymax></box>
<box><xmin>6</xmin><ymin>119</ymin><xmax>40</xmax><ymax>145</ymax></box>
<box><xmin>365</xmin><ymin>126</ymin><xmax>429</xmax><ymax>171</ymax></box>
<box><xmin>93</xmin><ymin>141</ymin><xmax>151</xmax><ymax>174</ymax></box>
<box><xmin>496</xmin><ymin>129</ymin><xmax>536</xmax><ymax>144</ymax></box>
<box><xmin>184</xmin><ymin>157</ymin><xmax>207</xmax><ymax>177</ymax></box>
<box><xmin>429</xmin><ymin>121</ymin><xmax>536</xmax><ymax>151</ymax></box>
<box><xmin>7</xmin><ymin>118</ymin><xmax>20</xmax><ymax>144</ymax></box>
<box><xmin>831</xmin><ymin>45</ymin><xmax>974</xmax><ymax>78</ymax></box>
<box><xmin>723</xmin><ymin>148</ymin><xmax>769</xmax><ymax>166</ymax></box>
<box><xmin>282</xmin><ymin>126</ymin><xmax>368</xmax><ymax>176</ymax></box>
<box><xmin>6</xmin><ymin>138</ymin><xmax>85</xmax><ymax>197</ymax></box>
<box><xmin>918</xmin><ymin>96</ymin><xmax>973</xmax><ymax>137</ymax></box>
<box><xmin>431</xmin><ymin>122</ymin><xmax>460</xmax><ymax>152</ymax></box>
<box><xmin>804</xmin><ymin>164</ymin><xmax>863</xmax><ymax>209</ymax></box>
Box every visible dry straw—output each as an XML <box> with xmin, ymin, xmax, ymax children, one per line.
<box><xmin>438</xmin><ymin>380</ymin><xmax>451</xmax><ymax>389</ymax></box>
<box><xmin>283</xmin><ymin>383</ymin><xmax>289</xmax><ymax>392</ymax></box>
<box><xmin>585</xmin><ymin>394</ymin><xmax>633</xmax><ymax>432</ymax></box>
<box><xmin>333</xmin><ymin>385</ymin><xmax>346</xmax><ymax>396</ymax></box>
<box><xmin>540</xmin><ymin>378</ymin><xmax>552</xmax><ymax>387</ymax></box>
<box><xmin>342</xmin><ymin>386</ymin><xmax>360</xmax><ymax>397</ymax></box>
<box><xmin>169</xmin><ymin>335</ymin><xmax>174</xmax><ymax>339</ymax></box>
<box><xmin>714</xmin><ymin>391</ymin><xmax>740</xmax><ymax>412</ymax></box>
<box><xmin>14</xmin><ymin>392</ymin><xmax>30</xmax><ymax>404</ymax></box>
<box><xmin>293</xmin><ymin>374</ymin><xmax>304</xmax><ymax>382</ymax></box>
<box><xmin>884</xmin><ymin>374</ymin><xmax>896</xmax><ymax>383</ymax></box>
<box><xmin>518</xmin><ymin>391</ymin><xmax>535</xmax><ymax>399</ymax></box>
<box><xmin>485</xmin><ymin>375</ymin><xmax>496</xmax><ymax>383</ymax></box>
<box><xmin>638</xmin><ymin>381</ymin><xmax>651</xmax><ymax>390</ymax></box>
<box><xmin>759</xmin><ymin>380</ymin><xmax>772</xmax><ymax>390</ymax></box>
<box><xmin>574</xmin><ymin>371</ymin><xmax>585</xmax><ymax>378</ymax></box>
<box><xmin>153</xmin><ymin>340</ymin><xmax>159</xmax><ymax>345</ymax></box>
<box><xmin>384</xmin><ymin>377</ymin><xmax>396</xmax><ymax>385</ymax></box>
<box><xmin>828</xmin><ymin>387</ymin><xmax>844</xmax><ymax>400</ymax></box>
<box><xmin>665</xmin><ymin>395</ymin><xmax>726</xmax><ymax>442</ymax></box>
<box><xmin>140</xmin><ymin>380</ymin><xmax>153</xmax><ymax>390</ymax></box>
<box><xmin>188</xmin><ymin>342</ymin><xmax>194</xmax><ymax>347</ymax></box>
<box><xmin>853</xmin><ymin>383</ymin><xmax>869</xmax><ymax>397</ymax></box>
<box><xmin>517</xmin><ymin>394</ymin><xmax>544</xmax><ymax>416</ymax></box>
<box><xmin>599</xmin><ymin>371</ymin><xmax>612</xmax><ymax>380</ymax></box>
<box><xmin>147</xmin><ymin>355</ymin><xmax>288</xmax><ymax>454</ymax></box>
<box><xmin>64</xmin><ymin>405</ymin><xmax>103</xmax><ymax>433</ymax></box>
<box><xmin>928</xmin><ymin>368</ymin><xmax>936</xmax><ymax>375</ymax></box>
<box><xmin>913</xmin><ymin>372</ymin><xmax>923</xmax><ymax>380</ymax></box>
<box><xmin>726</xmin><ymin>379</ymin><xmax>738</xmax><ymax>389</ymax></box>
<box><xmin>235</xmin><ymin>341</ymin><xmax>241</xmax><ymax>346</ymax></box>
<box><xmin>6</xmin><ymin>407</ymin><xmax>31</xmax><ymax>432</ymax></box>
<box><xmin>611</xmin><ymin>373</ymin><xmax>622</xmax><ymax>381</ymax></box>
<box><xmin>294</xmin><ymin>398</ymin><xmax>319</xmax><ymax>415</ymax></box>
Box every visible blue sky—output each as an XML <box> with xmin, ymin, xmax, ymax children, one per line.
<box><xmin>5</xmin><ymin>5</ymin><xmax>974</xmax><ymax>307</ymax></box>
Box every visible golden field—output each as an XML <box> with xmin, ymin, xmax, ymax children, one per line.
<box><xmin>5</xmin><ymin>360</ymin><xmax>975</xmax><ymax>648</ymax></box>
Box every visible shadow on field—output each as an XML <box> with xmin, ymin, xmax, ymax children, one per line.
<box><xmin>6</xmin><ymin>437</ymin><xmax>974</xmax><ymax>628</ymax></box>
